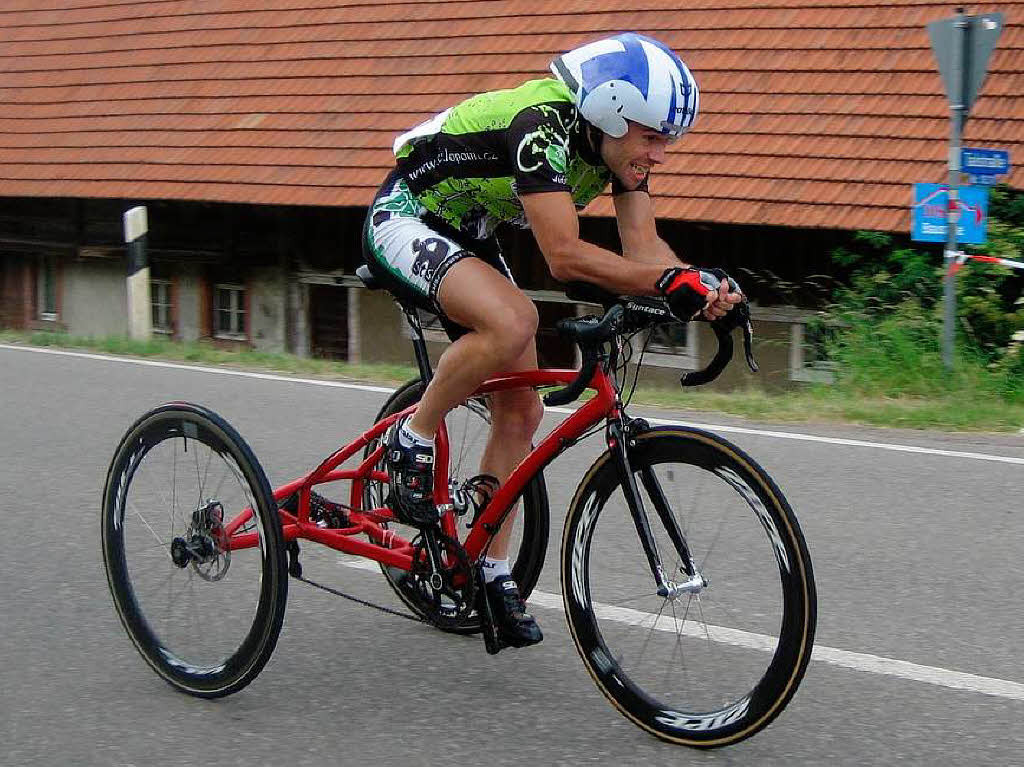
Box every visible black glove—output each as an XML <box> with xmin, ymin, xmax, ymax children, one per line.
<box><xmin>656</xmin><ymin>266</ymin><xmax>740</xmax><ymax>322</ymax></box>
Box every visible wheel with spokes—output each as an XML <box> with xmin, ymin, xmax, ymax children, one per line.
<box><xmin>561</xmin><ymin>426</ymin><xmax>815</xmax><ymax>747</ymax></box>
<box><xmin>365</xmin><ymin>379</ymin><xmax>549</xmax><ymax>633</ymax></box>
<box><xmin>101</xmin><ymin>402</ymin><xmax>288</xmax><ymax>697</ymax></box>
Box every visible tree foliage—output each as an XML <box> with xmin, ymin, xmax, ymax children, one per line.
<box><xmin>823</xmin><ymin>185</ymin><xmax>1024</xmax><ymax>400</ymax></box>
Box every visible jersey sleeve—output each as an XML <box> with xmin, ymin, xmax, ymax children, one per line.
<box><xmin>506</xmin><ymin>103</ymin><xmax>575</xmax><ymax>195</ymax></box>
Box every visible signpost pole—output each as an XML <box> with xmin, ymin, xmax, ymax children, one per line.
<box><xmin>942</xmin><ymin>7</ymin><xmax>967</xmax><ymax>370</ymax></box>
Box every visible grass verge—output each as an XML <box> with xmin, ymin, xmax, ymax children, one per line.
<box><xmin>0</xmin><ymin>329</ymin><xmax>418</xmax><ymax>385</ymax></box>
<box><xmin>2</xmin><ymin>329</ymin><xmax>1021</xmax><ymax>433</ymax></box>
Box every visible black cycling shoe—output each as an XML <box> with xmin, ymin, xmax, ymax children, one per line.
<box><xmin>385</xmin><ymin>417</ymin><xmax>438</xmax><ymax>525</ymax></box>
<box><xmin>484</xmin><ymin>576</ymin><xmax>543</xmax><ymax>648</ymax></box>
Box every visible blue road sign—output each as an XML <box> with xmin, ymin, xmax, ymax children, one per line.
<box><xmin>967</xmin><ymin>173</ymin><xmax>1002</xmax><ymax>186</ymax></box>
<box><xmin>911</xmin><ymin>184</ymin><xmax>988</xmax><ymax>244</ymax></box>
<box><xmin>962</xmin><ymin>147</ymin><xmax>1010</xmax><ymax>176</ymax></box>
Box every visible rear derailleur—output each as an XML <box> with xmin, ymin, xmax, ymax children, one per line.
<box><xmin>279</xmin><ymin>491</ymin><xmax>354</xmax><ymax>577</ymax></box>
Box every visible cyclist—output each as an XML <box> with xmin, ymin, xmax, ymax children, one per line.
<box><xmin>363</xmin><ymin>32</ymin><xmax>742</xmax><ymax>648</ymax></box>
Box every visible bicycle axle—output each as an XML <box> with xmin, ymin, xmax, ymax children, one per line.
<box><xmin>657</xmin><ymin>571</ymin><xmax>708</xmax><ymax>600</ymax></box>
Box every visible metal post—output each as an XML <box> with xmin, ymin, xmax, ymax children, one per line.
<box><xmin>123</xmin><ymin>206</ymin><xmax>151</xmax><ymax>340</ymax></box>
<box><xmin>942</xmin><ymin>7</ymin><xmax>968</xmax><ymax>370</ymax></box>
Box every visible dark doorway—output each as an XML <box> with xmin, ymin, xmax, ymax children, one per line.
<box><xmin>310</xmin><ymin>284</ymin><xmax>349</xmax><ymax>360</ymax></box>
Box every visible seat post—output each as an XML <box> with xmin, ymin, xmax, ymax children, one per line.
<box><xmin>403</xmin><ymin>307</ymin><xmax>434</xmax><ymax>383</ymax></box>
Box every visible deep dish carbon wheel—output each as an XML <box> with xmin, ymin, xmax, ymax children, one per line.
<box><xmin>101</xmin><ymin>402</ymin><xmax>288</xmax><ymax>698</ymax></box>
<box><xmin>561</xmin><ymin>427</ymin><xmax>815</xmax><ymax>747</ymax></box>
<box><xmin>365</xmin><ymin>379</ymin><xmax>549</xmax><ymax>633</ymax></box>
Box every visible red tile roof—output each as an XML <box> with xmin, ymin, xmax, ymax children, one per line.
<box><xmin>0</xmin><ymin>1</ymin><xmax>1021</xmax><ymax>231</ymax></box>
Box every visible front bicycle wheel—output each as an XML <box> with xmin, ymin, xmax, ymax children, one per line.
<box><xmin>365</xmin><ymin>379</ymin><xmax>550</xmax><ymax>633</ymax></box>
<box><xmin>561</xmin><ymin>427</ymin><xmax>815</xmax><ymax>747</ymax></box>
<box><xmin>101</xmin><ymin>402</ymin><xmax>288</xmax><ymax>698</ymax></box>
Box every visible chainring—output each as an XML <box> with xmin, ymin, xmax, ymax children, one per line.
<box><xmin>400</xmin><ymin>532</ymin><xmax>476</xmax><ymax>630</ymax></box>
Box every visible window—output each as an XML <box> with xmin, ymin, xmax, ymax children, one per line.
<box><xmin>214</xmin><ymin>284</ymin><xmax>247</xmax><ymax>340</ymax></box>
<box><xmin>151</xmin><ymin>279</ymin><xmax>172</xmax><ymax>335</ymax></box>
<box><xmin>642</xmin><ymin>321</ymin><xmax>699</xmax><ymax>370</ymax></box>
<box><xmin>37</xmin><ymin>256</ymin><xmax>57</xmax><ymax>320</ymax></box>
<box><xmin>790</xmin><ymin>321</ymin><xmax>838</xmax><ymax>383</ymax></box>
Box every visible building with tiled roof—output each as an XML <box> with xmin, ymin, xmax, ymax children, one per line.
<box><xmin>1</xmin><ymin>1</ymin><xmax>1021</xmax><ymax>385</ymax></box>
<box><xmin>1</xmin><ymin>0</ymin><xmax>1020</xmax><ymax>230</ymax></box>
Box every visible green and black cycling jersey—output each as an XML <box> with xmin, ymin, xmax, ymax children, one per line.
<box><xmin>393</xmin><ymin>78</ymin><xmax>645</xmax><ymax>239</ymax></box>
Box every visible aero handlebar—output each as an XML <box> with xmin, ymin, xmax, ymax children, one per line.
<box><xmin>542</xmin><ymin>282</ymin><xmax>758</xmax><ymax>406</ymax></box>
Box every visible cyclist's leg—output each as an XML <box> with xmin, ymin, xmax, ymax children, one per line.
<box><xmin>476</xmin><ymin>345</ymin><xmax>544</xmax><ymax>560</ymax></box>
<box><xmin>363</xmin><ymin>175</ymin><xmax>537</xmax><ymax>437</ymax></box>
<box><xmin>408</xmin><ymin>257</ymin><xmax>539</xmax><ymax>439</ymax></box>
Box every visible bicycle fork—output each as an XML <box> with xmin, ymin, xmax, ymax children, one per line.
<box><xmin>608</xmin><ymin>419</ymin><xmax>707</xmax><ymax>600</ymax></box>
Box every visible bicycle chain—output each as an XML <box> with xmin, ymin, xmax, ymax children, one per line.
<box><xmin>290</xmin><ymin>572</ymin><xmax>427</xmax><ymax>623</ymax></box>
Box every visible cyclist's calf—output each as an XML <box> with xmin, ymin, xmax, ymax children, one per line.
<box><xmin>489</xmin><ymin>387</ymin><xmax>545</xmax><ymax>448</ymax></box>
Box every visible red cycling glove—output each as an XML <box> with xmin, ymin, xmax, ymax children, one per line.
<box><xmin>656</xmin><ymin>267</ymin><xmax>724</xmax><ymax>321</ymax></box>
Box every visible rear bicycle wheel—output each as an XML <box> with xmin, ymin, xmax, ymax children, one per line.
<box><xmin>101</xmin><ymin>402</ymin><xmax>288</xmax><ymax>697</ymax></box>
<box><xmin>561</xmin><ymin>427</ymin><xmax>815</xmax><ymax>747</ymax></box>
<box><xmin>365</xmin><ymin>379</ymin><xmax>549</xmax><ymax>632</ymax></box>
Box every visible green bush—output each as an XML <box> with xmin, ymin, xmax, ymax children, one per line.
<box><xmin>824</xmin><ymin>186</ymin><xmax>1024</xmax><ymax>401</ymax></box>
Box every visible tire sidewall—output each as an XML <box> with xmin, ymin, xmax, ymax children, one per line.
<box><xmin>101</xmin><ymin>403</ymin><xmax>287</xmax><ymax>697</ymax></box>
<box><xmin>560</xmin><ymin>426</ymin><xmax>815</xmax><ymax>747</ymax></box>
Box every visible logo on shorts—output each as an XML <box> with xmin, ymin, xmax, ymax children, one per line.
<box><xmin>411</xmin><ymin>237</ymin><xmax>451</xmax><ymax>282</ymax></box>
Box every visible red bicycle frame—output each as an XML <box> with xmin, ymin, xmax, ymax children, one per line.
<box><xmin>222</xmin><ymin>366</ymin><xmax>617</xmax><ymax>571</ymax></box>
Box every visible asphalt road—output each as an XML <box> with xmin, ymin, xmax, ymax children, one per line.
<box><xmin>2</xmin><ymin>344</ymin><xmax>1023</xmax><ymax>767</ymax></box>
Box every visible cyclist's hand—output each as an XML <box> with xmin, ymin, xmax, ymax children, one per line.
<box><xmin>657</xmin><ymin>267</ymin><xmax>743</xmax><ymax>322</ymax></box>
<box><xmin>705</xmin><ymin>275</ymin><xmax>744</xmax><ymax>321</ymax></box>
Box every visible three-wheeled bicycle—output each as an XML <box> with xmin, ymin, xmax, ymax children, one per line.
<box><xmin>101</xmin><ymin>271</ymin><xmax>816</xmax><ymax>748</ymax></box>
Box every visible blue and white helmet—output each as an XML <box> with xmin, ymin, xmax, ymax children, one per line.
<box><xmin>550</xmin><ymin>33</ymin><xmax>699</xmax><ymax>140</ymax></box>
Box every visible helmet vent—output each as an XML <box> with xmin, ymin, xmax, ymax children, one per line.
<box><xmin>549</xmin><ymin>33</ymin><xmax>699</xmax><ymax>138</ymax></box>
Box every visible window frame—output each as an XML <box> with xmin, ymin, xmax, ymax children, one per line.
<box><xmin>150</xmin><ymin>278</ymin><xmax>173</xmax><ymax>335</ymax></box>
<box><xmin>789</xmin><ymin>322</ymin><xmax>838</xmax><ymax>384</ymax></box>
<box><xmin>213</xmin><ymin>283</ymin><xmax>248</xmax><ymax>341</ymax></box>
<box><xmin>640</xmin><ymin>320</ymin><xmax>700</xmax><ymax>370</ymax></box>
<box><xmin>36</xmin><ymin>255</ymin><xmax>58</xmax><ymax>321</ymax></box>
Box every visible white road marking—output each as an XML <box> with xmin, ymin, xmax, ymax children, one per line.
<box><xmin>0</xmin><ymin>343</ymin><xmax>396</xmax><ymax>394</ymax></box>
<box><xmin>335</xmin><ymin>556</ymin><xmax>1024</xmax><ymax>702</ymax></box>
<box><xmin>6</xmin><ymin>341</ymin><xmax>1019</xmax><ymax>699</ymax></box>
<box><xmin>3</xmin><ymin>343</ymin><xmax>1022</xmax><ymax>465</ymax></box>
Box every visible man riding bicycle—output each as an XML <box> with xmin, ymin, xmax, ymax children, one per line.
<box><xmin>362</xmin><ymin>33</ymin><xmax>742</xmax><ymax>648</ymax></box>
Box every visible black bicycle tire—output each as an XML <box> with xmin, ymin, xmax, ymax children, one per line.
<box><xmin>560</xmin><ymin>426</ymin><xmax>816</xmax><ymax>747</ymax></box>
<box><xmin>101</xmin><ymin>402</ymin><xmax>288</xmax><ymax>698</ymax></box>
<box><xmin>367</xmin><ymin>379</ymin><xmax>550</xmax><ymax>633</ymax></box>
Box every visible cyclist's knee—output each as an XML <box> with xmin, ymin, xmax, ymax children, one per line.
<box><xmin>482</xmin><ymin>300</ymin><xmax>538</xmax><ymax>364</ymax></box>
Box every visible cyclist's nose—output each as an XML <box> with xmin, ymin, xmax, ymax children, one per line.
<box><xmin>648</xmin><ymin>142</ymin><xmax>666</xmax><ymax>165</ymax></box>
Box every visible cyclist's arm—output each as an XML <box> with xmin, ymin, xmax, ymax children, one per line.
<box><xmin>613</xmin><ymin>189</ymin><xmax>688</xmax><ymax>267</ymax></box>
<box><xmin>520</xmin><ymin>191</ymin><xmax>666</xmax><ymax>296</ymax></box>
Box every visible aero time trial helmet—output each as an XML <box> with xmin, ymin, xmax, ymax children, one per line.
<box><xmin>550</xmin><ymin>33</ymin><xmax>699</xmax><ymax>140</ymax></box>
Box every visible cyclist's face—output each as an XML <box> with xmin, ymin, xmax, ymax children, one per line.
<box><xmin>600</xmin><ymin>121</ymin><xmax>672</xmax><ymax>190</ymax></box>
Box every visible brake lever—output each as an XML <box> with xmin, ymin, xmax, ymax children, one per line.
<box><xmin>728</xmin><ymin>300</ymin><xmax>758</xmax><ymax>373</ymax></box>
<box><xmin>741</xmin><ymin>316</ymin><xmax>759</xmax><ymax>373</ymax></box>
<box><xmin>679</xmin><ymin>301</ymin><xmax>758</xmax><ymax>387</ymax></box>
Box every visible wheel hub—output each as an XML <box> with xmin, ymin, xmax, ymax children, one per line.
<box><xmin>168</xmin><ymin>500</ymin><xmax>231</xmax><ymax>580</ymax></box>
<box><xmin>170</xmin><ymin>536</ymin><xmax>191</xmax><ymax>568</ymax></box>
